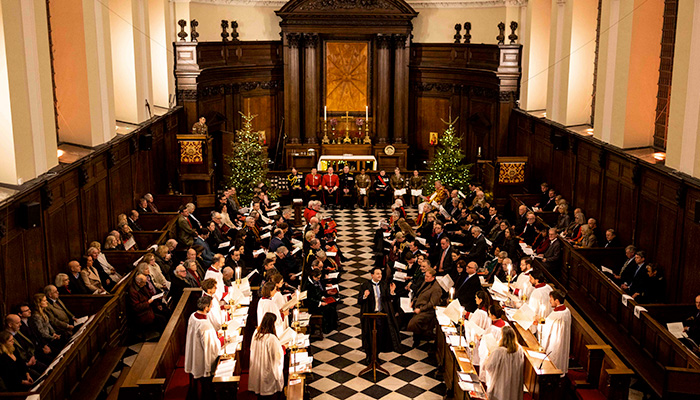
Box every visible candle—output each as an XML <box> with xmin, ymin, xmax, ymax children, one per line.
<box><xmin>478</xmin><ymin>146</ymin><xmax>482</xmax><ymax>157</ymax></box>
<box><xmin>365</xmin><ymin>105</ymin><xmax>368</xmax><ymax>121</ymax></box>
<box><xmin>294</xmin><ymin>308</ymin><xmax>299</xmax><ymax>324</ymax></box>
<box><xmin>235</xmin><ymin>267</ymin><xmax>241</xmax><ymax>282</ymax></box>
<box><xmin>449</xmin><ymin>287</ymin><xmax>454</xmax><ymax>301</ymax></box>
<box><xmin>324</xmin><ymin>106</ymin><xmax>327</xmax><ymax>121</ymax></box>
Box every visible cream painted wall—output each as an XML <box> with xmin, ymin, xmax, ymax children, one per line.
<box><xmin>0</xmin><ymin>0</ymin><xmax>19</xmax><ymax>184</ymax></box>
<box><xmin>149</xmin><ymin>0</ymin><xmax>176</xmax><ymax>107</ymax></box>
<box><xmin>412</xmin><ymin>7</ymin><xmax>507</xmax><ymax>44</ymax></box>
<box><xmin>187</xmin><ymin>3</ymin><xmax>281</xmax><ymax>41</ymax></box>
<box><xmin>110</xmin><ymin>0</ymin><xmax>138</xmax><ymax>122</ymax></box>
<box><xmin>564</xmin><ymin>0</ymin><xmax>596</xmax><ymax>125</ymax></box>
<box><xmin>519</xmin><ymin>0</ymin><xmax>550</xmax><ymax>110</ymax></box>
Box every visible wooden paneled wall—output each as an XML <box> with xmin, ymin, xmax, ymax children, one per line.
<box><xmin>512</xmin><ymin>109</ymin><xmax>700</xmax><ymax>302</ymax></box>
<box><xmin>0</xmin><ymin>108</ymin><xmax>183</xmax><ymax>316</ymax></box>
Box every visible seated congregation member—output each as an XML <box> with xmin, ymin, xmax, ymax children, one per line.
<box><xmin>87</xmin><ymin>244</ymin><xmax>122</xmax><ymax>289</ymax></box>
<box><xmin>637</xmin><ymin>264</ymin><xmax>665</xmax><ymax>304</ymax></box>
<box><xmin>464</xmin><ymin>226</ymin><xmax>488</xmax><ymax>266</ymax></box>
<box><xmin>565</xmin><ymin>212</ymin><xmax>586</xmax><ymax>242</ymax></box>
<box><xmin>613</xmin><ymin>245</ymin><xmax>637</xmax><ymax>284</ymax></box>
<box><xmin>355</xmin><ymin>168</ymin><xmax>371</xmax><ymax>209</ymax></box>
<box><xmin>4</xmin><ymin>314</ymin><xmax>47</xmax><ymax>379</ymax></box>
<box><xmin>684</xmin><ymin>295</ymin><xmax>700</xmax><ymax>344</ymax></box>
<box><xmin>184</xmin><ymin>296</ymin><xmax>224</xmax><ymax>399</ymax></box>
<box><xmin>0</xmin><ymin>331</ymin><xmax>34</xmax><ymax>391</ymax></box>
<box><xmin>225</xmin><ymin>248</ymin><xmax>246</xmax><ymax>276</ymax></box>
<box><xmin>194</xmin><ymin>228</ymin><xmax>215</xmax><ymax>267</ymax></box>
<box><xmin>257</xmin><ymin>282</ymin><xmax>286</xmax><ymax>336</ymax></box>
<box><xmin>407</xmin><ymin>267</ymin><xmax>443</xmax><ymax>347</ymax></box>
<box><xmin>137</xmin><ymin>197</ymin><xmax>150</xmax><ymax>214</ymax></box>
<box><xmin>603</xmin><ymin>228</ymin><xmax>622</xmax><ymax>248</ymax></box>
<box><xmin>103</xmin><ymin>234</ymin><xmax>121</xmax><ymax>251</ymax></box>
<box><xmin>304</xmin><ymin>167</ymin><xmax>322</xmax><ymax>200</ymax></box>
<box><xmin>390</xmin><ymin>167</ymin><xmax>406</xmax><ymax>201</ymax></box>
<box><xmin>186</xmin><ymin>203</ymin><xmax>203</xmax><ymax>231</ymax></box>
<box><xmin>408</xmin><ymin>170</ymin><xmax>423</xmax><ymax>207</ymax></box>
<box><xmin>484</xmin><ymin>251</ymin><xmax>507</xmax><ymax>282</ymax></box>
<box><xmin>55</xmin><ymin>273</ymin><xmax>72</xmax><ymax>295</ymax></box>
<box><xmin>288</xmin><ymin>167</ymin><xmax>304</xmax><ymax>201</ymax></box>
<box><xmin>117</xmin><ymin>223</ymin><xmax>137</xmax><ymax>250</ymax></box>
<box><xmin>555</xmin><ymin>204</ymin><xmax>571</xmax><ymax>233</ymax></box>
<box><xmin>374</xmin><ymin>170</ymin><xmax>391</xmax><ymax>208</ymax></box>
<box><xmin>206</xmin><ymin>218</ymin><xmax>226</xmax><ymax>251</ymax></box>
<box><xmin>435</xmin><ymin>237</ymin><xmax>455</xmax><ymax>278</ymax></box>
<box><xmin>541</xmin><ymin>188</ymin><xmax>557</xmax><ymax>211</ymax></box>
<box><xmin>128</xmin><ymin>274</ymin><xmax>168</xmax><ymax>332</ymax></box>
<box><xmin>493</xmin><ymin>258</ymin><xmax>517</xmax><ymax>284</ymax></box>
<box><xmin>249</xmin><ymin>313</ymin><xmax>285</xmax><ymax>399</ymax></box>
<box><xmin>358</xmin><ymin>267</ymin><xmax>401</xmax><ymax>361</ymax></box>
<box><xmin>81</xmin><ymin>255</ymin><xmax>108</xmax><ymax>294</ymax></box>
<box><xmin>531</xmin><ymin>225</ymin><xmax>551</xmax><ymax>255</ymax></box>
<box><xmin>269</xmin><ymin>229</ymin><xmax>285</xmax><ymax>253</ymax></box>
<box><xmin>483</xmin><ymin>326</ymin><xmax>524</xmax><ymax>400</ymax></box>
<box><xmin>573</xmin><ymin>224</ymin><xmax>597</xmax><ymax>248</ymax></box>
<box><xmin>185</xmin><ymin>251</ymin><xmax>204</xmax><ymax>285</ymax></box>
<box><xmin>29</xmin><ymin>294</ymin><xmax>67</xmax><ymax>351</ymax></box>
<box><xmin>14</xmin><ymin>304</ymin><xmax>53</xmax><ymax>363</ymax></box>
<box><xmin>43</xmin><ymin>285</ymin><xmax>78</xmax><ymax>336</ymax></box>
<box><xmin>542</xmin><ymin>228</ymin><xmax>562</xmax><ymax>272</ymax></box>
<box><xmin>169</xmin><ymin>265</ymin><xmax>198</xmax><ymax>307</ymax></box>
<box><xmin>144</xmin><ymin>193</ymin><xmax>159</xmax><ymax>213</ymax></box>
<box><xmin>536</xmin><ymin>289</ymin><xmax>571</xmax><ymax>374</ymax></box>
<box><xmin>143</xmin><ymin>253</ymin><xmax>170</xmax><ymax>291</ymax></box>
<box><xmin>500</xmin><ymin>227</ymin><xmax>523</xmax><ymax>264</ymax></box>
<box><xmin>67</xmin><ymin>260</ymin><xmax>89</xmax><ymax>294</ymax></box>
<box><xmin>518</xmin><ymin>212</ymin><xmax>538</xmax><ymax>245</ymax></box>
<box><xmin>621</xmin><ymin>250</ymin><xmax>648</xmax><ymax>295</ymax></box>
<box><xmin>338</xmin><ymin>164</ymin><xmax>355</xmax><ymax>209</ymax></box>
<box><xmin>417</xmin><ymin>180</ymin><xmax>448</xmax><ymax>225</ymax></box>
<box><xmin>155</xmin><ymin>245</ymin><xmax>174</xmax><ymax>276</ymax></box>
<box><xmin>177</xmin><ymin>205</ymin><xmax>198</xmax><ymax>246</ymax></box>
<box><xmin>302</xmin><ymin>269</ymin><xmax>338</xmax><ymax>334</ymax></box>
<box><xmin>456</xmin><ymin>261</ymin><xmax>481</xmax><ymax>312</ymax></box>
<box><xmin>128</xmin><ymin>210</ymin><xmax>142</xmax><ymax>231</ymax></box>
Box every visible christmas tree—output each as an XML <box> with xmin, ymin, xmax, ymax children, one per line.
<box><xmin>226</xmin><ymin>112</ymin><xmax>272</xmax><ymax>204</ymax></box>
<box><xmin>425</xmin><ymin>116</ymin><xmax>472</xmax><ymax>193</ymax></box>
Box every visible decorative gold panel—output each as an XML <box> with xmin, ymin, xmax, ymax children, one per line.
<box><xmin>325</xmin><ymin>42</ymin><xmax>368</xmax><ymax>112</ymax></box>
<box><xmin>180</xmin><ymin>140</ymin><xmax>204</xmax><ymax>164</ymax></box>
<box><xmin>498</xmin><ymin>161</ymin><xmax>526</xmax><ymax>184</ymax></box>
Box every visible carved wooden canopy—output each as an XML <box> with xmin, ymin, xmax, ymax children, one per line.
<box><xmin>276</xmin><ymin>0</ymin><xmax>418</xmax><ymax>29</ymax></box>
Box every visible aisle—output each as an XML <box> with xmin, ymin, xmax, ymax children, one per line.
<box><xmin>307</xmin><ymin>208</ymin><xmax>446</xmax><ymax>399</ymax></box>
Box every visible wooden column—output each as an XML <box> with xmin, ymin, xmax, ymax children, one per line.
<box><xmin>376</xmin><ymin>34</ymin><xmax>392</xmax><ymax>144</ymax></box>
<box><xmin>304</xmin><ymin>33</ymin><xmax>319</xmax><ymax>144</ymax></box>
<box><xmin>284</xmin><ymin>32</ymin><xmax>302</xmax><ymax>143</ymax></box>
<box><xmin>393</xmin><ymin>34</ymin><xmax>408</xmax><ymax>144</ymax></box>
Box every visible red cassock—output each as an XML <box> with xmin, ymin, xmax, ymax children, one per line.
<box><xmin>305</xmin><ymin>173</ymin><xmax>321</xmax><ymax>190</ymax></box>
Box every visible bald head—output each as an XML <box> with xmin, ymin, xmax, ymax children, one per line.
<box><xmin>135</xmin><ymin>273</ymin><xmax>147</xmax><ymax>287</ymax></box>
<box><xmin>4</xmin><ymin>314</ymin><xmax>20</xmax><ymax>332</ymax></box>
<box><xmin>222</xmin><ymin>267</ymin><xmax>233</xmax><ymax>280</ymax></box>
<box><xmin>68</xmin><ymin>260</ymin><xmax>81</xmax><ymax>273</ymax></box>
<box><xmin>44</xmin><ymin>285</ymin><xmax>59</xmax><ymax>300</ymax></box>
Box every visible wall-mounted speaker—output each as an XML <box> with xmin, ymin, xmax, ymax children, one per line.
<box><xmin>139</xmin><ymin>133</ymin><xmax>153</xmax><ymax>151</ymax></box>
<box><xmin>18</xmin><ymin>202</ymin><xmax>41</xmax><ymax>229</ymax></box>
<box><xmin>551</xmin><ymin>133</ymin><xmax>568</xmax><ymax>150</ymax></box>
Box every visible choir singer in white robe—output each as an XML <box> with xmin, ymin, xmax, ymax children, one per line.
<box><xmin>535</xmin><ymin>289</ymin><xmax>571</xmax><ymax>375</ymax></box>
<box><xmin>184</xmin><ymin>296</ymin><xmax>225</xmax><ymax>398</ymax></box>
<box><xmin>465</xmin><ymin>291</ymin><xmax>492</xmax><ymax>366</ymax></box>
<box><xmin>483</xmin><ymin>325</ymin><xmax>524</xmax><ymax>400</ymax></box>
<box><xmin>527</xmin><ymin>271</ymin><xmax>552</xmax><ymax>333</ymax></box>
<box><xmin>257</xmin><ymin>281</ymin><xmax>287</xmax><ymax>336</ymax></box>
<box><xmin>202</xmin><ymin>278</ymin><xmax>229</xmax><ymax>330</ymax></box>
<box><xmin>249</xmin><ymin>312</ymin><xmax>285</xmax><ymax>399</ymax></box>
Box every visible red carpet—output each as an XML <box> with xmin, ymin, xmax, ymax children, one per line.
<box><xmin>163</xmin><ymin>356</ymin><xmax>257</xmax><ymax>400</ymax></box>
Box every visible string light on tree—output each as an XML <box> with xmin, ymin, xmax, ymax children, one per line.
<box><xmin>226</xmin><ymin>112</ymin><xmax>273</xmax><ymax>204</ymax></box>
<box><xmin>425</xmin><ymin>114</ymin><xmax>472</xmax><ymax>193</ymax></box>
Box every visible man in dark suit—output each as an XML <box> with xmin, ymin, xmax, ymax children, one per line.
<box><xmin>435</xmin><ymin>237</ymin><xmax>454</xmax><ymax>278</ymax></box>
<box><xmin>358</xmin><ymin>267</ymin><xmax>401</xmax><ymax>361</ymax></box>
<box><xmin>269</xmin><ymin>228</ymin><xmax>285</xmax><ymax>252</ymax></box>
<box><xmin>684</xmin><ymin>295</ymin><xmax>700</xmax><ymax>344</ymax></box>
<box><xmin>429</xmin><ymin>223</ymin><xmax>447</xmax><ymax>265</ymax></box>
<box><xmin>622</xmin><ymin>250</ymin><xmax>647</xmax><ymax>295</ymax></box>
<box><xmin>603</xmin><ymin>229</ymin><xmax>622</xmax><ymax>248</ymax></box>
<box><xmin>177</xmin><ymin>206</ymin><xmax>197</xmax><ymax>246</ymax></box>
<box><xmin>541</xmin><ymin>189</ymin><xmax>557</xmax><ymax>211</ymax></box>
<box><xmin>614</xmin><ymin>245</ymin><xmax>637</xmax><ymax>284</ymax></box>
<box><xmin>519</xmin><ymin>212</ymin><xmax>538</xmax><ymax>245</ymax></box>
<box><xmin>455</xmin><ymin>261</ymin><xmax>481</xmax><ymax>312</ymax></box>
<box><xmin>514</xmin><ymin>204</ymin><xmax>529</xmax><ymax>233</ymax></box>
<box><xmin>5</xmin><ymin>313</ymin><xmax>48</xmax><ymax>377</ymax></box>
<box><xmin>193</xmin><ymin>228</ymin><xmax>214</xmax><ymax>267</ymax></box>
<box><xmin>137</xmin><ymin>198</ymin><xmax>149</xmax><ymax>214</ymax></box>
<box><xmin>128</xmin><ymin>210</ymin><xmax>143</xmax><ymax>231</ymax></box>
<box><xmin>484</xmin><ymin>206</ymin><xmax>499</xmax><ymax>232</ymax></box>
<box><xmin>588</xmin><ymin>218</ymin><xmax>605</xmax><ymax>246</ymax></box>
<box><xmin>301</xmin><ymin>269</ymin><xmax>338</xmax><ymax>334</ymax></box>
<box><xmin>465</xmin><ymin>227</ymin><xmax>488</xmax><ymax>267</ymax></box>
<box><xmin>67</xmin><ymin>260</ymin><xmax>89</xmax><ymax>294</ymax></box>
<box><xmin>168</xmin><ymin>265</ymin><xmax>197</xmax><ymax>308</ymax></box>
<box><xmin>542</xmin><ymin>228</ymin><xmax>562</xmax><ymax>272</ymax></box>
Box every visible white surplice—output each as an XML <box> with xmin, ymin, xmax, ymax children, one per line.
<box><xmin>540</xmin><ymin>306</ymin><xmax>572</xmax><ymax>374</ymax></box>
<box><xmin>257</xmin><ymin>298</ymin><xmax>284</xmax><ymax>336</ymax></box>
<box><xmin>527</xmin><ymin>284</ymin><xmax>553</xmax><ymax>333</ymax></box>
<box><xmin>204</xmin><ymin>267</ymin><xmax>225</xmax><ymax>299</ymax></box>
<box><xmin>483</xmin><ymin>346</ymin><xmax>525</xmax><ymax>400</ymax></box>
<box><xmin>249</xmin><ymin>331</ymin><xmax>284</xmax><ymax>396</ymax></box>
<box><xmin>468</xmin><ymin>308</ymin><xmax>491</xmax><ymax>365</ymax></box>
<box><xmin>184</xmin><ymin>312</ymin><xmax>221</xmax><ymax>379</ymax></box>
<box><xmin>513</xmin><ymin>271</ymin><xmax>533</xmax><ymax>300</ymax></box>
<box><xmin>272</xmin><ymin>291</ymin><xmax>289</xmax><ymax>330</ymax></box>
<box><xmin>206</xmin><ymin>294</ymin><xmax>225</xmax><ymax>331</ymax></box>
<box><xmin>478</xmin><ymin>321</ymin><xmax>505</xmax><ymax>380</ymax></box>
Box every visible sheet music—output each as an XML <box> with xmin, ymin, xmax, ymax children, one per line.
<box><xmin>394</xmin><ymin>262</ymin><xmax>407</xmax><ymax>270</ymax></box>
<box><xmin>667</xmin><ymin>322</ymin><xmax>687</xmax><ymax>338</ymax></box>
<box><xmin>511</xmin><ymin>304</ymin><xmax>536</xmax><ymax>330</ymax></box>
<box><xmin>393</xmin><ymin>271</ymin><xmax>408</xmax><ymax>281</ymax></box>
<box><xmin>400</xmin><ymin>297</ymin><xmax>413</xmax><ymax>313</ymax></box>
<box><xmin>443</xmin><ymin>299</ymin><xmax>463</xmax><ymax>323</ymax></box>
<box><xmin>437</xmin><ymin>274</ymin><xmax>454</xmax><ymax>292</ymax></box>
<box><xmin>218</xmin><ymin>241</ymin><xmax>231</xmax><ymax>249</ymax></box>
<box><xmin>124</xmin><ymin>236</ymin><xmax>136</xmax><ymax>250</ymax></box>
<box><xmin>411</xmin><ymin>189</ymin><xmax>422</xmax><ymax>196</ymax></box>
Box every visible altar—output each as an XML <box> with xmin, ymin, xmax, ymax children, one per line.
<box><xmin>317</xmin><ymin>154</ymin><xmax>377</xmax><ymax>172</ymax></box>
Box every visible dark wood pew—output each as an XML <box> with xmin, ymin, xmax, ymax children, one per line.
<box><xmin>118</xmin><ymin>288</ymin><xmax>201</xmax><ymax>400</ymax></box>
<box><xmin>575</xmin><ymin>247</ymin><xmax>627</xmax><ymax>273</ymax></box>
<box><xmin>138</xmin><ymin>212</ymin><xmax>179</xmax><ymax>231</ymax></box>
<box><xmin>643</xmin><ymin>304</ymin><xmax>696</xmax><ymax>325</ymax></box>
<box><xmin>132</xmin><ymin>231</ymin><xmax>166</xmax><ymax>250</ymax></box>
<box><xmin>152</xmin><ymin>194</ymin><xmax>195</xmax><ymax>212</ymax></box>
<box><xmin>104</xmin><ymin>250</ymin><xmax>149</xmax><ymax>274</ymax></box>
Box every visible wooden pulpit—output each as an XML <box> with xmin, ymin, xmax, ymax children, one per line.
<box><xmin>177</xmin><ymin>134</ymin><xmax>214</xmax><ymax>194</ymax></box>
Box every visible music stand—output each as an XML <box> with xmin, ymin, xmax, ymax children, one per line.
<box><xmin>360</xmin><ymin>312</ymin><xmax>389</xmax><ymax>381</ymax></box>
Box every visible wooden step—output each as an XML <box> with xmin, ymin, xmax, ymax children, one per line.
<box><xmin>105</xmin><ymin>366</ymin><xmax>131</xmax><ymax>400</ymax></box>
<box><xmin>71</xmin><ymin>345</ymin><xmax>127</xmax><ymax>400</ymax></box>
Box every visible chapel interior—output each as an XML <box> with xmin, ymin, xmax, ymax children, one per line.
<box><xmin>1</xmin><ymin>0</ymin><xmax>700</xmax><ymax>399</ymax></box>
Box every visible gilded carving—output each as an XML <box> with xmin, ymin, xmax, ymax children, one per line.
<box><xmin>299</xmin><ymin>0</ymin><xmax>392</xmax><ymax>11</ymax></box>
<box><xmin>325</xmin><ymin>42</ymin><xmax>368</xmax><ymax>112</ymax></box>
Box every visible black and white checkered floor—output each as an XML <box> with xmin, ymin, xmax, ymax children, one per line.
<box><xmin>306</xmin><ymin>207</ymin><xmax>446</xmax><ymax>399</ymax></box>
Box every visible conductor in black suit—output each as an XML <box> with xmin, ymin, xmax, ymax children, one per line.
<box><xmin>358</xmin><ymin>267</ymin><xmax>401</xmax><ymax>362</ymax></box>
<box><xmin>464</xmin><ymin>227</ymin><xmax>488</xmax><ymax>267</ymax></box>
<box><xmin>455</xmin><ymin>261</ymin><xmax>482</xmax><ymax>312</ymax></box>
